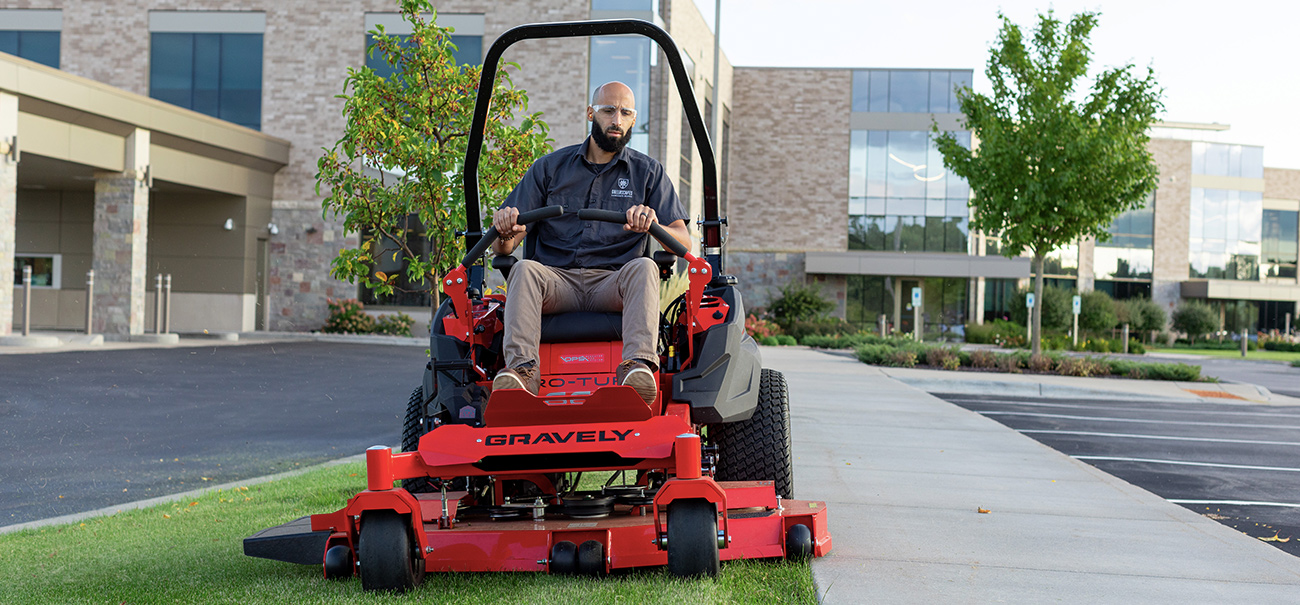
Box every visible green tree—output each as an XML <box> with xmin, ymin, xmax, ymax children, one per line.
<box><xmin>1078</xmin><ymin>290</ymin><xmax>1117</xmax><ymax>334</ymax></box>
<box><xmin>1172</xmin><ymin>300</ymin><xmax>1217</xmax><ymax>344</ymax></box>
<box><xmin>934</xmin><ymin>10</ymin><xmax>1163</xmax><ymax>356</ymax></box>
<box><xmin>1009</xmin><ymin>285</ymin><xmax>1071</xmax><ymax>333</ymax></box>
<box><xmin>316</xmin><ymin>0</ymin><xmax>552</xmax><ymax>307</ymax></box>
<box><xmin>767</xmin><ymin>281</ymin><xmax>835</xmax><ymax>330</ymax></box>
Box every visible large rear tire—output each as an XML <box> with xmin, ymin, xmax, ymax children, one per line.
<box><xmin>357</xmin><ymin>510</ymin><xmax>423</xmax><ymax>592</ymax></box>
<box><xmin>710</xmin><ymin>368</ymin><xmax>793</xmax><ymax>498</ymax></box>
<box><xmin>666</xmin><ymin>499</ymin><xmax>719</xmax><ymax>577</ymax></box>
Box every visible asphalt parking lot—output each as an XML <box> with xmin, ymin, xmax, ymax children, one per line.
<box><xmin>0</xmin><ymin>341</ymin><xmax>427</xmax><ymax>528</ymax></box>
<box><xmin>940</xmin><ymin>393</ymin><xmax>1300</xmax><ymax>557</ymax></box>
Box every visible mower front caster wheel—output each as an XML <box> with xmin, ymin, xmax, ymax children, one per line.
<box><xmin>323</xmin><ymin>544</ymin><xmax>353</xmax><ymax>580</ymax></box>
<box><xmin>577</xmin><ymin>540</ymin><xmax>605</xmax><ymax>577</ymax></box>
<box><xmin>666</xmin><ymin>499</ymin><xmax>719</xmax><ymax>577</ymax></box>
<box><xmin>786</xmin><ymin>523</ymin><xmax>813</xmax><ymax>560</ymax></box>
<box><xmin>358</xmin><ymin>510</ymin><xmax>424</xmax><ymax>592</ymax></box>
<box><xmin>549</xmin><ymin>540</ymin><xmax>577</xmax><ymax>574</ymax></box>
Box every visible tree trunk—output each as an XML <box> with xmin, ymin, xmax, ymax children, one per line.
<box><xmin>1032</xmin><ymin>253</ymin><xmax>1045</xmax><ymax>358</ymax></box>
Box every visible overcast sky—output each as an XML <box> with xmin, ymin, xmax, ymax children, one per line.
<box><xmin>696</xmin><ymin>0</ymin><xmax>1300</xmax><ymax>170</ymax></box>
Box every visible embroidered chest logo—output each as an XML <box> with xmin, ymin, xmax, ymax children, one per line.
<box><xmin>611</xmin><ymin>177</ymin><xmax>633</xmax><ymax>198</ymax></box>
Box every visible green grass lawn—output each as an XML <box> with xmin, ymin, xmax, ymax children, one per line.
<box><xmin>1147</xmin><ymin>347</ymin><xmax>1300</xmax><ymax>363</ymax></box>
<box><xmin>0</xmin><ymin>462</ymin><xmax>816</xmax><ymax>604</ymax></box>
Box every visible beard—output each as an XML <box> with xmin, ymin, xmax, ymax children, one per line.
<box><xmin>591</xmin><ymin>120</ymin><xmax>633</xmax><ymax>154</ymax></box>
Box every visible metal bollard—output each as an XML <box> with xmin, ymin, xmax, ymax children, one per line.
<box><xmin>1241</xmin><ymin>329</ymin><xmax>1248</xmax><ymax>358</ymax></box>
<box><xmin>22</xmin><ymin>265</ymin><xmax>31</xmax><ymax>337</ymax></box>
<box><xmin>163</xmin><ymin>274</ymin><xmax>172</xmax><ymax>334</ymax></box>
<box><xmin>154</xmin><ymin>273</ymin><xmax>163</xmax><ymax>334</ymax></box>
<box><xmin>85</xmin><ymin>270</ymin><xmax>95</xmax><ymax>335</ymax></box>
<box><xmin>878</xmin><ymin>314</ymin><xmax>887</xmax><ymax>338</ymax></box>
<box><xmin>1122</xmin><ymin>323</ymin><xmax>1129</xmax><ymax>355</ymax></box>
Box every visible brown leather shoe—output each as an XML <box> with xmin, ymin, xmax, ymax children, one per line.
<box><xmin>492</xmin><ymin>364</ymin><xmax>539</xmax><ymax>396</ymax></box>
<box><xmin>617</xmin><ymin>359</ymin><xmax>657</xmax><ymax>404</ymax></box>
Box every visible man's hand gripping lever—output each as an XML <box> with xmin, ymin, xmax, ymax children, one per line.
<box><xmin>442</xmin><ymin>206</ymin><xmax>565</xmax><ymax>341</ymax></box>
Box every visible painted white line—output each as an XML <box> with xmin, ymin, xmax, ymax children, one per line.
<box><xmin>1074</xmin><ymin>455</ymin><xmax>1300</xmax><ymax>473</ymax></box>
<box><xmin>1168</xmin><ymin>499</ymin><xmax>1300</xmax><ymax>509</ymax></box>
<box><xmin>954</xmin><ymin>398</ymin><xmax>1299</xmax><ymax>418</ymax></box>
<box><xmin>1019</xmin><ymin>429</ymin><xmax>1300</xmax><ymax>447</ymax></box>
<box><xmin>977</xmin><ymin>410</ymin><xmax>1300</xmax><ymax>430</ymax></box>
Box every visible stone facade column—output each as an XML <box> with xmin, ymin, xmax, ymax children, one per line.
<box><xmin>91</xmin><ymin>129</ymin><xmax>150</xmax><ymax>335</ymax></box>
<box><xmin>0</xmin><ymin>92</ymin><xmax>16</xmax><ymax>336</ymax></box>
<box><xmin>1077</xmin><ymin>236</ymin><xmax>1096</xmax><ymax>293</ymax></box>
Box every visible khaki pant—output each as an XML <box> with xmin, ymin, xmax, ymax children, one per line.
<box><xmin>502</xmin><ymin>258</ymin><xmax>659</xmax><ymax>370</ymax></box>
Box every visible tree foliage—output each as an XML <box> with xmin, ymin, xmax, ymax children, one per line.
<box><xmin>934</xmin><ymin>10</ymin><xmax>1163</xmax><ymax>354</ymax></box>
<box><xmin>316</xmin><ymin>0</ymin><xmax>552</xmax><ymax>302</ymax></box>
<box><xmin>1078</xmin><ymin>289</ymin><xmax>1117</xmax><ymax>333</ymax></box>
<box><xmin>767</xmin><ymin>281</ymin><xmax>835</xmax><ymax>330</ymax></box>
<box><xmin>1172</xmin><ymin>300</ymin><xmax>1218</xmax><ymax>343</ymax></box>
<box><xmin>1009</xmin><ymin>285</ymin><xmax>1071</xmax><ymax>332</ymax></box>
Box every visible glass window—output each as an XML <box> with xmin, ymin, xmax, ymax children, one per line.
<box><xmin>866</xmin><ymin>131</ymin><xmax>887</xmax><ymax>196</ymax></box>
<box><xmin>13</xmin><ymin>254</ymin><xmax>60</xmax><ymax>288</ymax></box>
<box><xmin>865</xmin><ymin>197</ymin><xmax>885</xmax><ymax>215</ymax></box>
<box><xmin>889</xmin><ymin>70</ymin><xmax>929</xmax><ymax>113</ymax></box>
<box><xmin>849</xmin><ymin>130</ymin><xmax>866</xmax><ymax>197</ymax></box>
<box><xmin>925</xmin><ymin>133</ymin><xmax>947</xmax><ymax>199</ymax></box>
<box><xmin>1204</xmin><ymin>144</ymin><xmax>1228</xmax><ymax>176</ymax></box>
<box><xmin>0</xmin><ymin>30</ymin><xmax>59</xmax><ymax>68</ymax></box>
<box><xmin>868</xmin><ymin>70</ymin><xmax>889</xmax><ymax>112</ymax></box>
<box><xmin>886</xmin><ymin>131</ymin><xmax>927</xmax><ymax>198</ymax></box>
<box><xmin>1192</xmin><ymin>142</ymin><xmax>1205</xmax><ymax>174</ymax></box>
<box><xmin>590</xmin><ymin>35</ymin><xmax>652</xmax><ymax>154</ymax></box>
<box><xmin>948</xmin><ymin>70</ymin><xmax>971</xmax><ymax>113</ymax></box>
<box><xmin>846</xmin><ymin>275</ymin><xmax>894</xmax><ymax>328</ymax></box>
<box><xmin>945</xmin><ymin>217</ymin><xmax>968</xmax><ymax>253</ymax></box>
<box><xmin>1263</xmin><ymin>209</ymin><xmax>1299</xmax><ymax>279</ymax></box>
<box><xmin>149</xmin><ymin>32</ymin><xmax>263</xmax><ymax>130</ymax></box>
<box><xmin>897</xmin><ymin>216</ymin><xmax>925</xmax><ymax>252</ymax></box>
<box><xmin>928</xmin><ymin>71</ymin><xmax>949</xmax><ymax>113</ymax></box>
<box><xmin>851</xmin><ymin>71</ymin><xmax>871</xmax><ymax>112</ymax></box>
<box><xmin>1241</xmin><ymin>146</ymin><xmax>1264</xmax><ymax>179</ymax></box>
<box><xmin>925</xmin><ymin>217</ymin><xmax>946</xmax><ymax>251</ymax></box>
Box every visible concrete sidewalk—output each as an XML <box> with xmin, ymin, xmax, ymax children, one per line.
<box><xmin>761</xmin><ymin>346</ymin><xmax>1300</xmax><ymax>603</ymax></box>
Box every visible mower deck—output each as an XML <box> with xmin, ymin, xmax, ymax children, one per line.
<box><xmin>247</xmin><ymin>482</ymin><xmax>830</xmax><ymax>573</ymax></box>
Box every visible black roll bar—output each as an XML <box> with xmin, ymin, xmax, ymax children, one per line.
<box><xmin>462</xmin><ymin>19</ymin><xmax>722</xmax><ymax>271</ymax></box>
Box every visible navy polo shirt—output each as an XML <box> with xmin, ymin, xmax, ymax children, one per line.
<box><xmin>501</xmin><ymin>139</ymin><xmax>687</xmax><ymax>269</ymax></box>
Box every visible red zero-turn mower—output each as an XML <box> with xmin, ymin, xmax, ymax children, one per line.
<box><xmin>244</xmin><ymin>19</ymin><xmax>831</xmax><ymax>591</ymax></box>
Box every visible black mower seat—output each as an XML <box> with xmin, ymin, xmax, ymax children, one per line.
<box><xmin>539</xmin><ymin>311</ymin><xmax>622</xmax><ymax>343</ymax></box>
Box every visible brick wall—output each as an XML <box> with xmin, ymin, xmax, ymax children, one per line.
<box><xmin>1265</xmin><ymin>167</ymin><xmax>1300</xmax><ymax>200</ymax></box>
<box><xmin>1149</xmin><ymin>138</ymin><xmax>1191</xmax><ymax>312</ymax></box>
<box><xmin>728</xmin><ymin>67</ymin><xmax>850</xmax><ymax>252</ymax></box>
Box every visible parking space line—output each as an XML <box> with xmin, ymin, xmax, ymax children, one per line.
<box><xmin>1167</xmin><ymin>499</ymin><xmax>1300</xmax><ymax>509</ymax></box>
<box><xmin>950</xmin><ymin>398</ymin><xmax>1300</xmax><ymax>419</ymax></box>
<box><xmin>1074</xmin><ymin>456</ymin><xmax>1300</xmax><ymax>473</ymax></box>
<box><xmin>1019</xmin><ymin>429</ymin><xmax>1300</xmax><ymax>446</ymax></box>
<box><xmin>978</xmin><ymin>410</ymin><xmax>1300</xmax><ymax>430</ymax></box>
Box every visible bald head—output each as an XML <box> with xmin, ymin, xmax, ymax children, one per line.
<box><xmin>591</xmin><ymin>81</ymin><xmax>635</xmax><ymax>108</ymax></box>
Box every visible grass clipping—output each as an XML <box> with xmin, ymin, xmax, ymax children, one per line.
<box><xmin>0</xmin><ymin>462</ymin><xmax>816</xmax><ymax>604</ymax></box>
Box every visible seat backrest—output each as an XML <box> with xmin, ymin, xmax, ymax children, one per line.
<box><xmin>539</xmin><ymin>311</ymin><xmax>622</xmax><ymax>343</ymax></box>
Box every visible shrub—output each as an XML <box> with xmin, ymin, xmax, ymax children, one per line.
<box><xmin>1127</xmin><ymin>338</ymin><xmax>1145</xmax><ymax>355</ymax></box>
<box><xmin>1133</xmin><ymin>298</ymin><xmax>1168</xmax><ymax>333</ymax></box>
<box><xmin>1027</xmin><ymin>354</ymin><xmax>1055</xmax><ymax>373</ymax></box>
<box><xmin>925</xmin><ymin>347</ymin><xmax>961</xmax><ymax>370</ymax></box>
<box><xmin>323</xmin><ymin>298</ymin><xmax>375</xmax><ymax>334</ymax></box>
<box><xmin>1056</xmin><ymin>356</ymin><xmax>1106</xmax><ymax>377</ymax></box>
<box><xmin>1292</xmin><ymin>360</ymin><xmax>1300</xmax><ymax>368</ymax></box>
<box><xmin>998</xmin><ymin>354</ymin><xmax>1023</xmax><ymax>374</ymax></box>
<box><xmin>1083</xmin><ymin>337</ymin><xmax>1112</xmax><ymax>353</ymax></box>
<box><xmin>854</xmin><ymin>343</ymin><xmax>893</xmax><ymax>365</ymax></box>
<box><xmin>768</xmin><ymin>281</ymin><xmax>835</xmax><ymax>329</ymax></box>
<box><xmin>1009</xmin><ymin>285</ymin><xmax>1073</xmax><ymax>332</ymax></box>
<box><xmin>970</xmin><ymin>349</ymin><xmax>998</xmax><ymax>368</ymax></box>
<box><xmin>802</xmin><ymin>333</ymin><xmax>887</xmax><ymax>349</ymax></box>
<box><xmin>786</xmin><ymin>316</ymin><xmax>856</xmax><ymax>340</ymax></box>
<box><xmin>964</xmin><ymin>320</ymin><xmax>1028</xmax><ymax>346</ymax></box>
<box><xmin>1141</xmin><ymin>362</ymin><xmax>1201</xmax><ymax>382</ymax></box>
<box><xmin>888</xmin><ymin>349</ymin><xmax>918</xmax><ymax>368</ymax></box>
<box><xmin>1172</xmin><ymin>301</ymin><xmax>1218</xmax><ymax>344</ymax></box>
<box><xmin>1078</xmin><ymin>290</ymin><xmax>1118</xmax><ymax>333</ymax></box>
<box><xmin>745</xmin><ymin>314</ymin><xmax>782</xmax><ymax>339</ymax></box>
<box><xmin>374</xmin><ymin>312</ymin><xmax>415</xmax><ymax>337</ymax></box>
<box><xmin>776</xmin><ymin>335</ymin><xmax>798</xmax><ymax>346</ymax></box>
<box><xmin>1264</xmin><ymin>341</ymin><xmax>1300</xmax><ymax>353</ymax></box>
<box><xmin>759</xmin><ymin>336</ymin><xmax>781</xmax><ymax>346</ymax></box>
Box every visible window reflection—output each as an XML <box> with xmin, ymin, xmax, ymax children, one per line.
<box><xmin>848</xmin><ymin>128</ymin><xmax>970</xmax><ymax>254</ymax></box>
<box><xmin>851</xmin><ymin>69</ymin><xmax>974</xmax><ymax>115</ymax></box>
<box><xmin>1189</xmin><ymin>187</ymin><xmax>1263</xmax><ymax>281</ymax></box>
<box><xmin>1192</xmin><ymin>142</ymin><xmax>1264</xmax><ymax>178</ymax></box>
<box><xmin>0</xmin><ymin>30</ymin><xmax>59</xmax><ymax>68</ymax></box>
